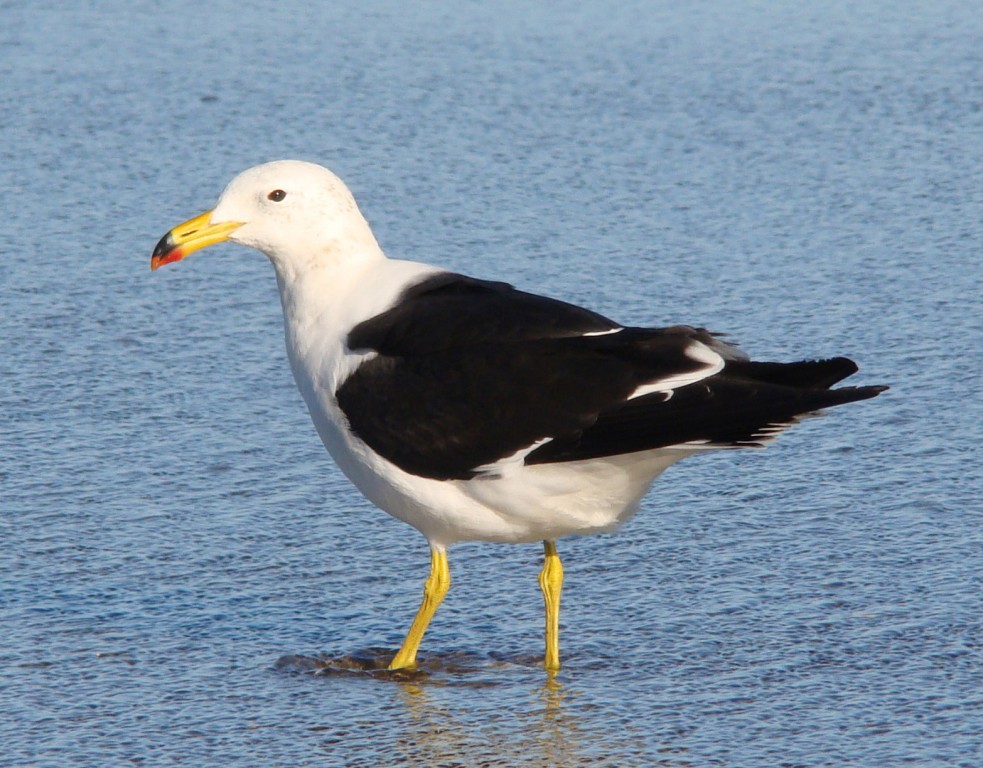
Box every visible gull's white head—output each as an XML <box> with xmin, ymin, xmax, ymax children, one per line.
<box><xmin>151</xmin><ymin>160</ymin><xmax>383</xmax><ymax>273</ymax></box>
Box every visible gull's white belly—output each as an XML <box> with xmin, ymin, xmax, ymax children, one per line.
<box><xmin>304</xmin><ymin>388</ymin><xmax>690</xmax><ymax>545</ymax></box>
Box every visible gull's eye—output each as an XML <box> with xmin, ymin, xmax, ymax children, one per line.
<box><xmin>267</xmin><ymin>189</ymin><xmax>287</xmax><ymax>202</ymax></box>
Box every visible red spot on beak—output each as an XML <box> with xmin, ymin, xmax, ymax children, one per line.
<box><xmin>150</xmin><ymin>231</ymin><xmax>183</xmax><ymax>271</ymax></box>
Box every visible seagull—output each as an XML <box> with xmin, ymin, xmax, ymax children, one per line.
<box><xmin>151</xmin><ymin>160</ymin><xmax>886</xmax><ymax>672</ymax></box>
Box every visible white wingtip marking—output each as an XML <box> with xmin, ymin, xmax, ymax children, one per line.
<box><xmin>473</xmin><ymin>437</ymin><xmax>554</xmax><ymax>478</ymax></box>
<box><xmin>684</xmin><ymin>340</ymin><xmax>727</xmax><ymax>368</ymax></box>
<box><xmin>581</xmin><ymin>327</ymin><xmax>623</xmax><ymax>337</ymax></box>
<box><xmin>628</xmin><ymin>341</ymin><xmax>725</xmax><ymax>400</ymax></box>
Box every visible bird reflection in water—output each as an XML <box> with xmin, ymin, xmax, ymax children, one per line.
<box><xmin>280</xmin><ymin>651</ymin><xmax>694</xmax><ymax>766</ymax></box>
<box><xmin>280</xmin><ymin>651</ymin><xmax>593</xmax><ymax>766</ymax></box>
<box><xmin>392</xmin><ymin>668</ymin><xmax>584</xmax><ymax>768</ymax></box>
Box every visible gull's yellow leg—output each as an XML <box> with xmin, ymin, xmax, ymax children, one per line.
<box><xmin>389</xmin><ymin>546</ymin><xmax>450</xmax><ymax>670</ymax></box>
<box><xmin>538</xmin><ymin>539</ymin><xmax>564</xmax><ymax>672</ymax></box>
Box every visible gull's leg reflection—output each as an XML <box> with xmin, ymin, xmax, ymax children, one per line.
<box><xmin>390</xmin><ymin>670</ymin><xmax>586</xmax><ymax>767</ymax></box>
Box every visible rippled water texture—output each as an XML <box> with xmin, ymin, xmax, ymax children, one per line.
<box><xmin>2</xmin><ymin>1</ymin><xmax>981</xmax><ymax>766</ymax></box>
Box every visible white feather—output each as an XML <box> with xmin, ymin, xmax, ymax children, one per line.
<box><xmin>628</xmin><ymin>340</ymin><xmax>725</xmax><ymax>400</ymax></box>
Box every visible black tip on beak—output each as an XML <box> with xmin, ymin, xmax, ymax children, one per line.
<box><xmin>152</xmin><ymin>232</ymin><xmax>176</xmax><ymax>260</ymax></box>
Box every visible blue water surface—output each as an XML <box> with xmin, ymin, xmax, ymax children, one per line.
<box><xmin>1</xmin><ymin>1</ymin><xmax>981</xmax><ymax>766</ymax></box>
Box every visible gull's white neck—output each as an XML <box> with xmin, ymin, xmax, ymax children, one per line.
<box><xmin>270</xmin><ymin>238</ymin><xmax>382</xmax><ymax>396</ymax></box>
<box><xmin>270</xmin><ymin>237</ymin><xmax>385</xmax><ymax>331</ymax></box>
<box><xmin>267</xmin><ymin>235</ymin><xmax>442</xmax><ymax>397</ymax></box>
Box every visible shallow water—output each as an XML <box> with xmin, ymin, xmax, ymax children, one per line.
<box><xmin>2</xmin><ymin>1</ymin><xmax>982</xmax><ymax>766</ymax></box>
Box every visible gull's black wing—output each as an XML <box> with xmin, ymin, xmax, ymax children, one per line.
<box><xmin>336</xmin><ymin>273</ymin><xmax>730</xmax><ymax>480</ymax></box>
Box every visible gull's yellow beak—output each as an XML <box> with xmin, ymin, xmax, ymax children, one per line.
<box><xmin>150</xmin><ymin>210</ymin><xmax>243</xmax><ymax>271</ymax></box>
